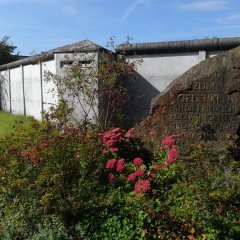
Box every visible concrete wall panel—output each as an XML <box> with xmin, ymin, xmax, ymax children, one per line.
<box><xmin>42</xmin><ymin>60</ymin><xmax>58</xmax><ymax>112</ymax></box>
<box><xmin>24</xmin><ymin>64</ymin><xmax>42</xmax><ymax>120</ymax></box>
<box><xmin>10</xmin><ymin>67</ymin><xmax>24</xmax><ymax>115</ymax></box>
<box><xmin>127</xmin><ymin>52</ymin><xmax>199</xmax><ymax>93</ymax></box>
<box><xmin>55</xmin><ymin>52</ymin><xmax>99</xmax><ymax>122</ymax></box>
<box><xmin>124</xmin><ymin>52</ymin><xmax>199</xmax><ymax>124</ymax></box>
<box><xmin>0</xmin><ymin>70</ymin><xmax>11</xmax><ymax>111</ymax></box>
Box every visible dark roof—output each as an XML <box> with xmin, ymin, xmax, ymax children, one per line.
<box><xmin>116</xmin><ymin>37</ymin><xmax>240</xmax><ymax>54</ymax></box>
<box><xmin>0</xmin><ymin>39</ymin><xmax>107</xmax><ymax>70</ymax></box>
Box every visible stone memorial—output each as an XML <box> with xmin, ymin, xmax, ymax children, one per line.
<box><xmin>140</xmin><ymin>46</ymin><xmax>240</xmax><ymax>142</ymax></box>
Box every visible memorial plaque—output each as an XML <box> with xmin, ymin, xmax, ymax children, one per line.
<box><xmin>140</xmin><ymin>46</ymin><xmax>240</xmax><ymax>142</ymax></box>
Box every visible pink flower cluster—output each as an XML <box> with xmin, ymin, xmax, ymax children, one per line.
<box><xmin>116</xmin><ymin>159</ymin><xmax>125</xmax><ymax>172</ymax></box>
<box><xmin>21</xmin><ymin>149</ymin><xmax>42</xmax><ymax>164</ymax></box>
<box><xmin>100</xmin><ymin>130</ymin><xmax>180</xmax><ymax>196</ymax></box>
<box><xmin>105</xmin><ymin>158</ymin><xmax>125</xmax><ymax>181</ymax></box>
<box><xmin>126</xmin><ymin>157</ymin><xmax>152</xmax><ymax>195</ymax></box>
<box><xmin>106</xmin><ymin>158</ymin><xmax>125</xmax><ymax>171</ymax></box>
<box><xmin>167</xmin><ymin>149</ymin><xmax>179</xmax><ymax>159</ymax></box>
<box><xmin>161</xmin><ymin>135</ymin><xmax>176</xmax><ymax>148</ymax></box>
<box><xmin>124</xmin><ymin>127</ymin><xmax>136</xmax><ymax>138</ymax></box>
<box><xmin>99</xmin><ymin>127</ymin><xmax>136</xmax><ymax>153</ymax></box>
<box><xmin>133</xmin><ymin>157</ymin><xmax>143</xmax><ymax>166</ymax></box>
<box><xmin>147</xmin><ymin>135</ymin><xmax>180</xmax><ymax>176</ymax></box>
<box><xmin>106</xmin><ymin>158</ymin><xmax>117</xmax><ymax>169</ymax></box>
<box><xmin>161</xmin><ymin>135</ymin><xmax>180</xmax><ymax>166</ymax></box>
<box><xmin>129</xmin><ymin>174</ymin><xmax>151</xmax><ymax>195</ymax></box>
<box><xmin>134</xmin><ymin>180</ymin><xmax>151</xmax><ymax>195</ymax></box>
<box><xmin>127</xmin><ymin>167</ymin><xmax>145</xmax><ymax>182</ymax></box>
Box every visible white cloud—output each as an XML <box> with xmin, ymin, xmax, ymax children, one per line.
<box><xmin>216</xmin><ymin>14</ymin><xmax>240</xmax><ymax>24</ymax></box>
<box><xmin>179</xmin><ymin>0</ymin><xmax>226</xmax><ymax>11</ymax></box>
<box><xmin>121</xmin><ymin>0</ymin><xmax>152</xmax><ymax>23</ymax></box>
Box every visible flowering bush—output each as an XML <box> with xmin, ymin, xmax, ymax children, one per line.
<box><xmin>97</xmin><ymin>129</ymin><xmax>240</xmax><ymax>239</ymax></box>
<box><xmin>99</xmin><ymin>128</ymin><xmax>179</xmax><ymax>196</ymax></box>
<box><xmin>0</xmin><ymin>117</ymin><xmax>239</xmax><ymax>239</ymax></box>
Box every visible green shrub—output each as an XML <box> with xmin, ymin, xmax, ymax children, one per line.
<box><xmin>0</xmin><ymin>110</ymin><xmax>239</xmax><ymax>239</ymax></box>
<box><xmin>0</xmin><ymin>111</ymin><xmax>108</xmax><ymax>239</ymax></box>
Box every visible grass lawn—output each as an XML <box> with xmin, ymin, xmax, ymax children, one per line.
<box><xmin>0</xmin><ymin>111</ymin><xmax>31</xmax><ymax>138</ymax></box>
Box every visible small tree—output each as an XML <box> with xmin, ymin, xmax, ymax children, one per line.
<box><xmin>44</xmin><ymin>39</ymin><xmax>142</xmax><ymax>131</ymax></box>
<box><xmin>0</xmin><ymin>36</ymin><xmax>19</xmax><ymax>65</ymax></box>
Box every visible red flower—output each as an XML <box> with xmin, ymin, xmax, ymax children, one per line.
<box><xmin>153</xmin><ymin>164</ymin><xmax>161</xmax><ymax>170</ymax></box>
<box><xmin>125</xmin><ymin>132</ymin><xmax>132</xmax><ymax>138</ymax></box>
<box><xmin>167</xmin><ymin>149</ymin><xmax>179</xmax><ymax>159</ymax></box>
<box><xmin>106</xmin><ymin>158</ymin><xmax>117</xmax><ymax>169</ymax></box>
<box><xmin>135</xmin><ymin>169</ymin><xmax>145</xmax><ymax>178</ymax></box>
<box><xmin>9</xmin><ymin>146</ymin><xmax>18</xmax><ymax>151</ymax></box>
<box><xmin>109</xmin><ymin>173</ymin><xmax>115</xmax><ymax>182</ymax></box>
<box><xmin>133</xmin><ymin>157</ymin><xmax>144</xmax><ymax>166</ymax></box>
<box><xmin>128</xmin><ymin>127</ymin><xmax>136</xmax><ymax>133</ymax></box>
<box><xmin>125</xmin><ymin>127</ymin><xmax>136</xmax><ymax>138</ymax></box>
<box><xmin>111</xmin><ymin>128</ymin><xmax>121</xmax><ymax>133</ymax></box>
<box><xmin>116</xmin><ymin>159</ymin><xmax>125</xmax><ymax>172</ymax></box>
<box><xmin>149</xmin><ymin>172</ymin><xmax>156</xmax><ymax>178</ymax></box>
<box><xmin>148</xmin><ymin>131</ymin><xmax>156</xmax><ymax>135</ymax></box>
<box><xmin>105</xmin><ymin>140</ymin><xmax>116</xmax><ymax>147</ymax></box>
<box><xmin>102</xmin><ymin>132</ymin><xmax>112</xmax><ymax>143</ymax></box>
<box><xmin>110</xmin><ymin>147</ymin><xmax>118</xmax><ymax>152</ymax></box>
<box><xmin>110</xmin><ymin>133</ymin><xmax>120</xmax><ymax>140</ymax></box>
<box><xmin>161</xmin><ymin>136</ymin><xmax>175</xmax><ymax>147</ymax></box>
<box><xmin>134</xmin><ymin>180</ymin><xmax>151</xmax><ymax>195</ymax></box>
<box><xmin>21</xmin><ymin>151</ymin><xmax>31</xmax><ymax>157</ymax></box>
<box><xmin>38</xmin><ymin>143</ymin><xmax>48</xmax><ymax>147</ymax></box>
<box><xmin>165</xmin><ymin>157</ymin><xmax>176</xmax><ymax>164</ymax></box>
<box><xmin>127</xmin><ymin>173</ymin><xmax>136</xmax><ymax>181</ymax></box>
<box><xmin>102</xmin><ymin>149</ymin><xmax>108</xmax><ymax>154</ymax></box>
<box><xmin>161</xmin><ymin>164</ymin><xmax>168</xmax><ymax>169</ymax></box>
<box><xmin>30</xmin><ymin>155</ymin><xmax>41</xmax><ymax>164</ymax></box>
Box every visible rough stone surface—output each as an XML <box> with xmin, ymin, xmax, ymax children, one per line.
<box><xmin>140</xmin><ymin>46</ymin><xmax>240</xmax><ymax>142</ymax></box>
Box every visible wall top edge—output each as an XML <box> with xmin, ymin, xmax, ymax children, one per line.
<box><xmin>0</xmin><ymin>39</ymin><xmax>109</xmax><ymax>71</ymax></box>
<box><xmin>116</xmin><ymin>37</ymin><xmax>240</xmax><ymax>55</ymax></box>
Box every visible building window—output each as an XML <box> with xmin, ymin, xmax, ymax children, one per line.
<box><xmin>60</xmin><ymin>60</ymin><xmax>92</xmax><ymax>68</ymax></box>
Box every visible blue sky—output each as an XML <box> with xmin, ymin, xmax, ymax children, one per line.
<box><xmin>1</xmin><ymin>0</ymin><xmax>240</xmax><ymax>55</ymax></box>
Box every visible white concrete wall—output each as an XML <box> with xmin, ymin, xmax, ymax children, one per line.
<box><xmin>0</xmin><ymin>58</ymin><xmax>57</xmax><ymax>120</ymax></box>
<box><xmin>55</xmin><ymin>52</ymin><xmax>99</xmax><ymax>122</ymax></box>
<box><xmin>24</xmin><ymin>64</ymin><xmax>42</xmax><ymax>120</ymax></box>
<box><xmin>10</xmin><ymin>67</ymin><xmax>24</xmax><ymax>115</ymax></box>
<box><xmin>0</xmin><ymin>48</ymin><xmax>232</xmax><ymax>125</ymax></box>
<box><xmin>124</xmin><ymin>50</ymin><xmax>227</xmax><ymax>124</ymax></box>
<box><xmin>0</xmin><ymin>52</ymin><xmax>98</xmax><ymax>123</ymax></box>
<box><xmin>0</xmin><ymin>69</ymin><xmax>11</xmax><ymax>112</ymax></box>
<box><xmin>42</xmin><ymin>59</ymin><xmax>58</xmax><ymax>112</ymax></box>
<box><xmin>128</xmin><ymin>52</ymin><xmax>199</xmax><ymax>93</ymax></box>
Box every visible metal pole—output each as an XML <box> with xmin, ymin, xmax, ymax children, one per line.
<box><xmin>8</xmin><ymin>69</ymin><xmax>12</xmax><ymax>113</ymax></box>
<box><xmin>40</xmin><ymin>61</ymin><xmax>44</xmax><ymax>120</ymax></box>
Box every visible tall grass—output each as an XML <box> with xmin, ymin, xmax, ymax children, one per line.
<box><xmin>0</xmin><ymin>111</ymin><xmax>31</xmax><ymax>137</ymax></box>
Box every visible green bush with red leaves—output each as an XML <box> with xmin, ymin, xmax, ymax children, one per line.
<box><xmin>0</xmin><ymin>105</ymin><xmax>239</xmax><ymax>239</ymax></box>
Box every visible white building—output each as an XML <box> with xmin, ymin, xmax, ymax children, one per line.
<box><xmin>0</xmin><ymin>40</ymin><xmax>108</xmax><ymax>121</ymax></box>
<box><xmin>1</xmin><ymin>37</ymin><xmax>240</xmax><ymax>124</ymax></box>
<box><xmin>116</xmin><ymin>36</ymin><xmax>240</xmax><ymax>124</ymax></box>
